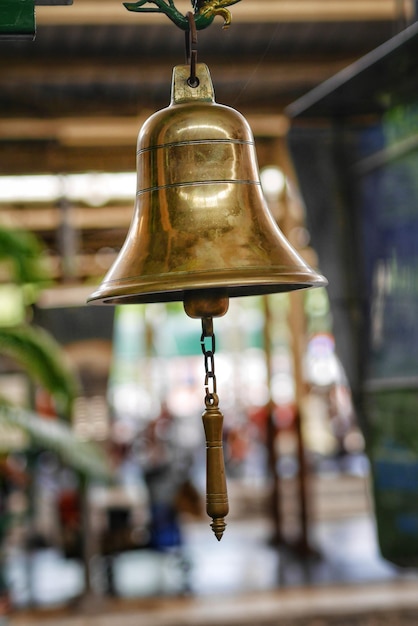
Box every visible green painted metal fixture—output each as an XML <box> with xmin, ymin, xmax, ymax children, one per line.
<box><xmin>124</xmin><ymin>0</ymin><xmax>242</xmax><ymax>30</ymax></box>
<box><xmin>0</xmin><ymin>0</ymin><xmax>35</xmax><ymax>40</ymax></box>
<box><xmin>0</xmin><ymin>0</ymin><xmax>72</xmax><ymax>41</ymax></box>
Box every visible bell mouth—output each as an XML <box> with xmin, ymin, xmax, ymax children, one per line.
<box><xmin>87</xmin><ymin>266</ymin><xmax>327</xmax><ymax>306</ymax></box>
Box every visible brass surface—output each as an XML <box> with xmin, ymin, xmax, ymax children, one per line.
<box><xmin>88</xmin><ymin>63</ymin><xmax>326</xmax><ymax>307</ymax></box>
<box><xmin>183</xmin><ymin>289</ymin><xmax>229</xmax><ymax>318</ymax></box>
<box><xmin>202</xmin><ymin>396</ymin><xmax>229</xmax><ymax>541</ymax></box>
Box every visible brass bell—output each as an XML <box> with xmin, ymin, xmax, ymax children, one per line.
<box><xmin>88</xmin><ymin>63</ymin><xmax>326</xmax><ymax>311</ymax></box>
<box><xmin>88</xmin><ymin>63</ymin><xmax>326</xmax><ymax>541</ymax></box>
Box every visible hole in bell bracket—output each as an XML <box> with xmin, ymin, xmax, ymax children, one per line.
<box><xmin>185</xmin><ymin>11</ymin><xmax>199</xmax><ymax>88</ymax></box>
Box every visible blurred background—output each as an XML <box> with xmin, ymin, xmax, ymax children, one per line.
<box><xmin>1</xmin><ymin>1</ymin><xmax>418</xmax><ymax>624</ymax></box>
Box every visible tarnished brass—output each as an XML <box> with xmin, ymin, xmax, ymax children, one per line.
<box><xmin>88</xmin><ymin>63</ymin><xmax>326</xmax><ymax>309</ymax></box>
<box><xmin>183</xmin><ymin>289</ymin><xmax>229</xmax><ymax>319</ymax></box>
<box><xmin>202</xmin><ymin>394</ymin><xmax>229</xmax><ymax>541</ymax></box>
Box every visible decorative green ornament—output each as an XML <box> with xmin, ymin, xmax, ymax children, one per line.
<box><xmin>123</xmin><ymin>0</ymin><xmax>242</xmax><ymax>30</ymax></box>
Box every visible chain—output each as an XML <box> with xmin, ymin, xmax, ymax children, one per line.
<box><xmin>200</xmin><ymin>317</ymin><xmax>218</xmax><ymax>407</ymax></box>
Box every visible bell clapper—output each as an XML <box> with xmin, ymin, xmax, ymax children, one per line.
<box><xmin>200</xmin><ymin>317</ymin><xmax>229</xmax><ymax>540</ymax></box>
<box><xmin>183</xmin><ymin>291</ymin><xmax>229</xmax><ymax>539</ymax></box>
<box><xmin>183</xmin><ymin>291</ymin><xmax>230</xmax><ymax>539</ymax></box>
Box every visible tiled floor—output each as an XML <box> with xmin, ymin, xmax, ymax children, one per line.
<box><xmin>5</xmin><ymin>463</ymin><xmax>418</xmax><ymax>624</ymax></box>
<box><xmin>6</xmin><ymin>514</ymin><xmax>416</xmax><ymax>609</ymax></box>
<box><xmin>9</xmin><ymin>582</ymin><xmax>418</xmax><ymax>626</ymax></box>
<box><xmin>6</xmin><ymin>502</ymin><xmax>418</xmax><ymax>626</ymax></box>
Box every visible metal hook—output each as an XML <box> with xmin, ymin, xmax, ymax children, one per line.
<box><xmin>185</xmin><ymin>11</ymin><xmax>199</xmax><ymax>87</ymax></box>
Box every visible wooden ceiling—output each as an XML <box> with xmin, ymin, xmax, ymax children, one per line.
<box><xmin>1</xmin><ymin>0</ymin><xmax>412</xmax><ymax>174</ymax></box>
<box><xmin>0</xmin><ymin>0</ymin><xmax>415</xmax><ymax>293</ymax></box>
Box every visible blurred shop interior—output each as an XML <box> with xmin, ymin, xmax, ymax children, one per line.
<box><xmin>1</xmin><ymin>0</ymin><xmax>418</xmax><ymax>623</ymax></box>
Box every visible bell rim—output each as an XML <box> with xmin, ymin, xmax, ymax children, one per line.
<box><xmin>87</xmin><ymin>267</ymin><xmax>327</xmax><ymax>305</ymax></box>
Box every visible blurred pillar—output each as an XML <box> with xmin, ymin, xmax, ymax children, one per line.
<box><xmin>274</xmin><ymin>137</ymin><xmax>315</xmax><ymax>555</ymax></box>
<box><xmin>262</xmin><ymin>295</ymin><xmax>284</xmax><ymax>545</ymax></box>
<box><xmin>57</xmin><ymin>196</ymin><xmax>79</xmax><ymax>282</ymax></box>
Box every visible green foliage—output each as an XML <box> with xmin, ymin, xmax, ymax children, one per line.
<box><xmin>0</xmin><ymin>325</ymin><xmax>78</xmax><ymax>420</ymax></box>
<box><xmin>0</xmin><ymin>400</ymin><xmax>111</xmax><ymax>480</ymax></box>
<box><xmin>0</xmin><ymin>226</ymin><xmax>110</xmax><ymax>480</ymax></box>
<box><xmin>0</xmin><ymin>227</ymin><xmax>48</xmax><ymax>288</ymax></box>
<box><xmin>0</xmin><ymin>226</ymin><xmax>77</xmax><ymax>419</ymax></box>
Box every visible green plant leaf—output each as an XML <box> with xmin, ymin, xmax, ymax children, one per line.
<box><xmin>0</xmin><ymin>325</ymin><xmax>78</xmax><ymax>419</ymax></box>
<box><xmin>0</xmin><ymin>400</ymin><xmax>112</xmax><ymax>480</ymax></box>
<box><xmin>0</xmin><ymin>227</ymin><xmax>48</xmax><ymax>287</ymax></box>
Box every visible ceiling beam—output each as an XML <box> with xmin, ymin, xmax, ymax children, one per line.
<box><xmin>34</xmin><ymin>0</ymin><xmax>72</xmax><ymax>4</ymax></box>
<box><xmin>0</xmin><ymin>206</ymin><xmax>133</xmax><ymax>231</ymax></box>
<box><xmin>0</xmin><ymin>143</ymin><xmax>136</xmax><ymax>175</ymax></box>
<box><xmin>0</xmin><ymin>134</ymin><xmax>282</xmax><ymax>174</ymax></box>
<box><xmin>35</xmin><ymin>0</ymin><xmax>414</xmax><ymax>26</ymax></box>
<box><xmin>0</xmin><ymin>57</ymin><xmax>350</xmax><ymax>84</ymax></box>
<box><xmin>0</xmin><ymin>113</ymin><xmax>290</xmax><ymax>146</ymax></box>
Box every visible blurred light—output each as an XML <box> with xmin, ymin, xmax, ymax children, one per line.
<box><xmin>0</xmin><ymin>172</ymin><xmax>136</xmax><ymax>206</ymax></box>
<box><xmin>62</xmin><ymin>172</ymin><xmax>136</xmax><ymax>206</ymax></box>
<box><xmin>0</xmin><ymin>285</ymin><xmax>26</xmax><ymax>326</ymax></box>
<box><xmin>110</xmin><ymin>383</ymin><xmax>160</xmax><ymax>422</ymax></box>
<box><xmin>260</xmin><ymin>166</ymin><xmax>286</xmax><ymax>199</ymax></box>
<box><xmin>289</xmin><ymin>226</ymin><xmax>310</xmax><ymax>248</ymax></box>
<box><xmin>304</xmin><ymin>333</ymin><xmax>343</xmax><ymax>387</ymax></box>
<box><xmin>344</xmin><ymin>430</ymin><xmax>365</xmax><ymax>454</ymax></box>
<box><xmin>94</xmin><ymin>246</ymin><xmax>118</xmax><ymax>270</ymax></box>
<box><xmin>271</xmin><ymin>372</ymin><xmax>295</xmax><ymax>406</ymax></box>
<box><xmin>305</xmin><ymin>287</ymin><xmax>330</xmax><ymax>317</ymax></box>
<box><xmin>0</xmin><ymin>175</ymin><xmax>60</xmax><ymax>202</ymax></box>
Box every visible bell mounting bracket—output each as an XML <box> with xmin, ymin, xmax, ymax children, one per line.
<box><xmin>123</xmin><ymin>0</ymin><xmax>242</xmax><ymax>31</ymax></box>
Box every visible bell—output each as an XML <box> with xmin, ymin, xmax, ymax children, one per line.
<box><xmin>88</xmin><ymin>63</ymin><xmax>326</xmax><ymax>312</ymax></box>
<box><xmin>88</xmin><ymin>63</ymin><xmax>326</xmax><ymax>541</ymax></box>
